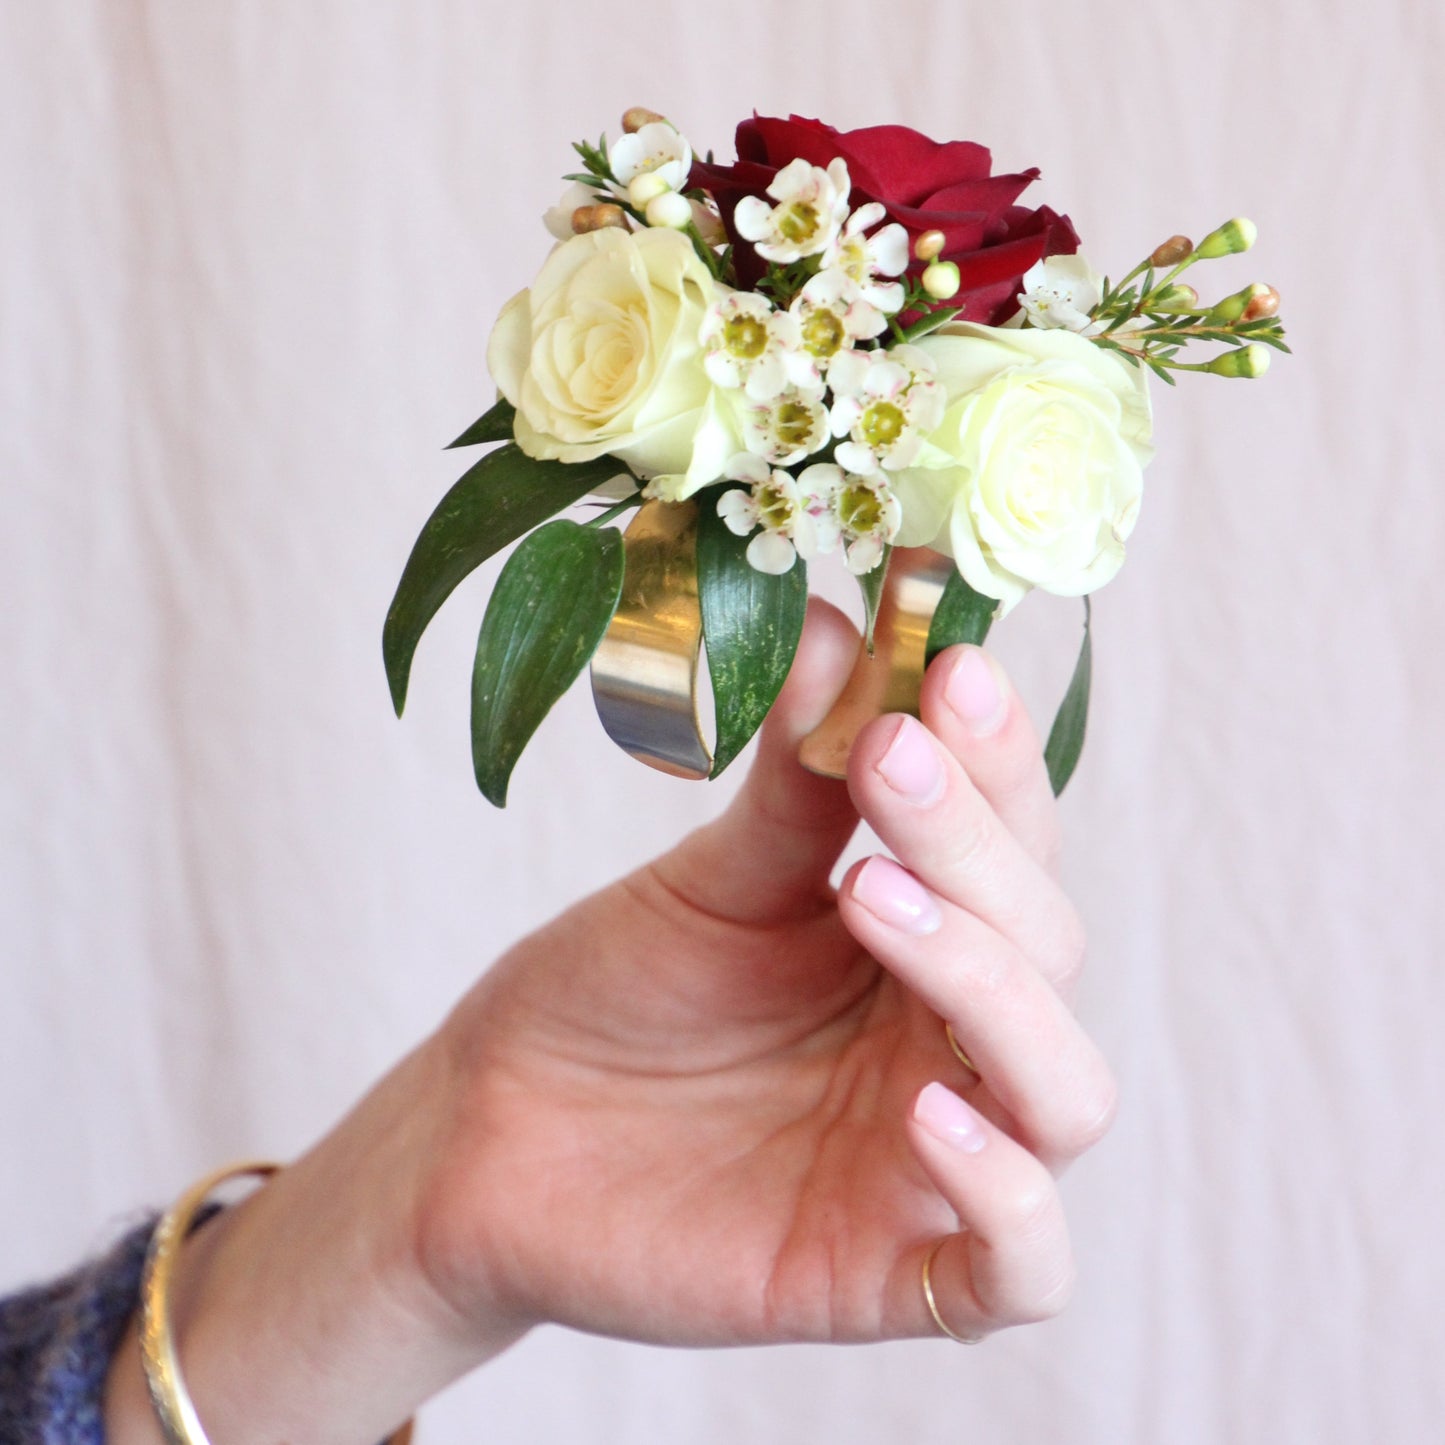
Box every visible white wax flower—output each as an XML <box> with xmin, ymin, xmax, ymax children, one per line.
<box><xmin>1018</xmin><ymin>254</ymin><xmax>1104</xmax><ymax>333</ymax></box>
<box><xmin>821</xmin><ymin>202</ymin><xmax>909</xmax><ymax>314</ymax></box>
<box><xmin>785</xmin><ymin>462</ymin><xmax>901</xmax><ymax>575</ymax></box>
<box><xmin>700</xmin><ymin>293</ymin><xmax>812</xmax><ymax>403</ymax></box>
<box><xmin>717</xmin><ymin>453</ymin><xmax>832</xmax><ymax>574</ymax></box>
<box><xmin>740</xmin><ymin>387</ymin><xmax>830</xmax><ymax>467</ymax></box>
<box><xmin>828</xmin><ymin>344</ymin><xmax>945</xmax><ymax>474</ymax></box>
<box><xmin>787</xmin><ymin>269</ymin><xmax>888</xmax><ymax>390</ymax></box>
<box><xmin>832</xmin><ymin>468</ymin><xmax>902</xmax><ymax>574</ymax></box>
<box><xmin>488</xmin><ymin>227</ymin><xmax>740</xmax><ymax>497</ymax></box>
<box><xmin>734</xmin><ymin>158</ymin><xmax>852</xmax><ymax>264</ymax></box>
<box><xmin>608</xmin><ymin>122</ymin><xmax>693</xmax><ymax>194</ymax></box>
<box><xmin>893</xmin><ymin>323</ymin><xmax>1154</xmax><ymax>613</ymax></box>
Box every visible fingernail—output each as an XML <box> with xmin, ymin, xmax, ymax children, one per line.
<box><xmin>945</xmin><ymin>648</ymin><xmax>1006</xmax><ymax>737</ymax></box>
<box><xmin>914</xmin><ymin>1082</ymin><xmax>988</xmax><ymax>1153</ymax></box>
<box><xmin>851</xmin><ymin>856</ymin><xmax>942</xmax><ymax>934</ymax></box>
<box><xmin>876</xmin><ymin>715</ymin><xmax>944</xmax><ymax>805</ymax></box>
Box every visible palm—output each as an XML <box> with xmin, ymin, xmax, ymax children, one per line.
<box><xmin>418</xmin><ymin>604</ymin><xmax>1099</xmax><ymax>1350</ymax></box>
<box><xmin>437</xmin><ymin>862</ymin><xmax>960</xmax><ymax>1346</ymax></box>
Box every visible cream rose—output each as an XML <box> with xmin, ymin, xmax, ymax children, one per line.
<box><xmin>487</xmin><ymin>226</ymin><xmax>739</xmax><ymax>497</ymax></box>
<box><xmin>892</xmin><ymin>323</ymin><xmax>1153</xmax><ymax>614</ymax></box>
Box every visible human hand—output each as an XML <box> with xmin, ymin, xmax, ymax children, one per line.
<box><xmin>413</xmin><ymin>599</ymin><xmax>1117</xmax><ymax>1349</ymax></box>
<box><xmin>105</xmin><ymin>601</ymin><xmax>1116</xmax><ymax>1445</ymax></box>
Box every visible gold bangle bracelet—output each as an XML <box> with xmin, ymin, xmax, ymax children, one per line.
<box><xmin>139</xmin><ymin>1160</ymin><xmax>416</xmax><ymax>1445</ymax></box>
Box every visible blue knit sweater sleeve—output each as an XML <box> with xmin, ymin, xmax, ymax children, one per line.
<box><xmin>0</xmin><ymin>1217</ymin><xmax>157</xmax><ymax>1445</ymax></box>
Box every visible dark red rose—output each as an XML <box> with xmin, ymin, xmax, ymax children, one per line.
<box><xmin>691</xmin><ymin>114</ymin><xmax>1079</xmax><ymax>324</ymax></box>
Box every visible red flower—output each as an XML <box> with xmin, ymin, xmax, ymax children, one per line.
<box><xmin>691</xmin><ymin>115</ymin><xmax>1079</xmax><ymax>324</ymax></box>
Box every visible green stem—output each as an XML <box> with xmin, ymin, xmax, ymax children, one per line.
<box><xmin>584</xmin><ymin>493</ymin><xmax>644</xmax><ymax>528</ymax></box>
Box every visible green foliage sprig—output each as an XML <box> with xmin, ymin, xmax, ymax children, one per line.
<box><xmin>1089</xmin><ymin>222</ymin><xmax>1289</xmax><ymax>385</ymax></box>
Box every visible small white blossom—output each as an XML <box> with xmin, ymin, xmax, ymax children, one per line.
<box><xmin>717</xmin><ymin>454</ymin><xmax>832</xmax><ymax>574</ymax></box>
<box><xmin>828</xmin><ymin>344</ymin><xmax>945</xmax><ymax>474</ymax></box>
<box><xmin>741</xmin><ymin>387</ymin><xmax>830</xmax><ymax>467</ymax></box>
<box><xmin>608</xmin><ymin>122</ymin><xmax>693</xmax><ymax>195</ymax></box>
<box><xmin>821</xmin><ymin>201</ymin><xmax>910</xmax><ymax>313</ymax></box>
<box><xmin>832</xmin><ymin>468</ymin><xmax>902</xmax><ymax>574</ymax></box>
<box><xmin>1019</xmin><ymin>255</ymin><xmax>1105</xmax><ymax>333</ymax></box>
<box><xmin>787</xmin><ymin>270</ymin><xmax>888</xmax><ymax>390</ymax></box>
<box><xmin>690</xmin><ymin>197</ymin><xmax>728</xmax><ymax>247</ymax></box>
<box><xmin>734</xmin><ymin>158</ymin><xmax>852</xmax><ymax>264</ymax></box>
<box><xmin>701</xmin><ymin>294</ymin><xmax>812</xmax><ymax>402</ymax></box>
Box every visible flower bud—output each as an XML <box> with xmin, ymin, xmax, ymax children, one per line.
<box><xmin>691</xmin><ymin>203</ymin><xmax>727</xmax><ymax>247</ymax></box>
<box><xmin>1241</xmin><ymin>284</ymin><xmax>1281</xmax><ymax>321</ymax></box>
<box><xmin>1150</xmin><ymin>235</ymin><xmax>1194</xmax><ymax>267</ymax></box>
<box><xmin>1207</xmin><ymin>344</ymin><xmax>1270</xmax><ymax>378</ymax></box>
<box><xmin>1207</xmin><ymin>282</ymin><xmax>1270</xmax><ymax>325</ymax></box>
<box><xmin>622</xmin><ymin>107</ymin><xmax>667</xmax><ymax>134</ymax></box>
<box><xmin>921</xmin><ymin>260</ymin><xmax>961</xmax><ymax>300</ymax></box>
<box><xmin>628</xmin><ymin>171</ymin><xmax>671</xmax><ymax>208</ymax></box>
<box><xmin>1151</xmin><ymin>283</ymin><xmax>1198</xmax><ymax>312</ymax></box>
<box><xmin>1196</xmin><ymin>217</ymin><xmax>1258</xmax><ymax>259</ymax></box>
<box><xmin>572</xmin><ymin>203</ymin><xmax>628</xmax><ymax>233</ymax></box>
<box><xmin>914</xmin><ymin>229</ymin><xmax>947</xmax><ymax>262</ymax></box>
<box><xmin>645</xmin><ymin>191</ymin><xmax>694</xmax><ymax>230</ymax></box>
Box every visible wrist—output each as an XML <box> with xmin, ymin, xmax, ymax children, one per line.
<box><xmin>105</xmin><ymin>1038</ymin><xmax>530</xmax><ymax>1444</ymax></box>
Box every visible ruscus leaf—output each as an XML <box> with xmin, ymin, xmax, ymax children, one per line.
<box><xmin>697</xmin><ymin>489</ymin><xmax>808</xmax><ymax>777</ymax></box>
<box><xmin>470</xmin><ymin>520</ymin><xmax>625</xmax><ymax>807</ymax></box>
<box><xmin>445</xmin><ymin>397</ymin><xmax>517</xmax><ymax>449</ymax></box>
<box><xmin>382</xmin><ymin>445</ymin><xmax>630</xmax><ymax>715</ymax></box>
<box><xmin>858</xmin><ymin>545</ymin><xmax>893</xmax><ymax>653</ymax></box>
<box><xmin>1044</xmin><ymin>598</ymin><xmax>1093</xmax><ymax>797</ymax></box>
<box><xmin>925</xmin><ymin>570</ymin><xmax>998</xmax><ymax>665</ymax></box>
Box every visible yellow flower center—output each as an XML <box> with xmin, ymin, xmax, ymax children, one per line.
<box><xmin>756</xmin><ymin>483</ymin><xmax>794</xmax><ymax>531</ymax></box>
<box><xmin>838</xmin><ymin>481</ymin><xmax>882</xmax><ymax>534</ymax></box>
<box><xmin>777</xmin><ymin>201</ymin><xmax>821</xmax><ymax>245</ymax></box>
<box><xmin>801</xmin><ymin>309</ymin><xmax>845</xmax><ymax>358</ymax></box>
<box><xmin>723</xmin><ymin>314</ymin><xmax>769</xmax><ymax>359</ymax></box>
<box><xmin>773</xmin><ymin>400</ymin><xmax>817</xmax><ymax>449</ymax></box>
<box><xmin>860</xmin><ymin>400</ymin><xmax>905</xmax><ymax>450</ymax></box>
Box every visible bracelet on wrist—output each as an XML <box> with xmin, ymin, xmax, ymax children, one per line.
<box><xmin>138</xmin><ymin>1160</ymin><xmax>415</xmax><ymax>1445</ymax></box>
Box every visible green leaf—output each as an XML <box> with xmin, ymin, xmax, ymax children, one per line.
<box><xmin>383</xmin><ymin>444</ymin><xmax>630</xmax><ymax>715</ymax></box>
<box><xmin>925</xmin><ymin>570</ymin><xmax>998</xmax><ymax>665</ymax></box>
<box><xmin>470</xmin><ymin>520</ymin><xmax>625</xmax><ymax>807</ymax></box>
<box><xmin>1044</xmin><ymin>598</ymin><xmax>1093</xmax><ymax>797</ymax></box>
<box><xmin>697</xmin><ymin>490</ymin><xmax>808</xmax><ymax>778</ymax></box>
<box><xmin>445</xmin><ymin>397</ymin><xmax>517</xmax><ymax>449</ymax></box>
<box><xmin>858</xmin><ymin>545</ymin><xmax>893</xmax><ymax>652</ymax></box>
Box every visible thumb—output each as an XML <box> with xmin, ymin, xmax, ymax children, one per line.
<box><xmin>651</xmin><ymin>599</ymin><xmax>861</xmax><ymax>923</ymax></box>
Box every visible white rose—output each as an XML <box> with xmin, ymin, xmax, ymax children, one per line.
<box><xmin>893</xmin><ymin>323</ymin><xmax>1154</xmax><ymax>614</ymax></box>
<box><xmin>487</xmin><ymin>227</ymin><xmax>739</xmax><ymax>496</ymax></box>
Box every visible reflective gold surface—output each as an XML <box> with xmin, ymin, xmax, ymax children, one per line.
<box><xmin>798</xmin><ymin>548</ymin><xmax>956</xmax><ymax>779</ymax></box>
<box><xmin>590</xmin><ymin>498</ymin><xmax>713</xmax><ymax>779</ymax></box>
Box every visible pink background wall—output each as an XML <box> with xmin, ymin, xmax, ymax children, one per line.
<box><xmin>3</xmin><ymin>2</ymin><xmax>1440</xmax><ymax>1440</ymax></box>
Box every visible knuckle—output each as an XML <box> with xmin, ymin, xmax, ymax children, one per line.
<box><xmin>1035</xmin><ymin>810</ymin><xmax>1065</xmax><ymax>873</ymax></box>
<box><xmin>1061</xmin><ymin>1071</ymin><xmax>1120</xmax><ymax>1156</ymax></box>
<box><xmin>939</xmin><ymin>800</ymin><xmax>1008</xmax><ymax>885</ymax></box>
<box><xmin>1049</xmin><ymin>909</ymin><xmax>1089</xmax><ymax>993</ymax></box>
<box><xmin>1019</xmin><ymin>1258</ymin><xmax>1078</xmax><ymax>1324</ymax></box>
<box><xmin>1026</xmin><ymin>1063</ymin><xmax>1118</xmax><ymax>1162</ymax></box>
<box><xmin>996</xmin><ymin>1175</ymin><xmax>1060</xmax><ymax>1248</ymax></box>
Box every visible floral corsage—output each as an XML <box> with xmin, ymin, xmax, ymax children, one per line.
<box><xmin>384</xmin><ymin>110</ymin><xmax>1287</xmax><ymax>804</ymax></box>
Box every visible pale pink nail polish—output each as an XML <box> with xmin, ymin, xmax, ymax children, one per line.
<box><xmin>851</xmin><ymin>856</ymin><xmax>942</xmax><ymax>934</ymax></box>
<box><xmin>914</xmin><ymin>1082</ymin><xmax>987</xmax><ymax>1153</ymax></box>
<box><xmin>876</xmin><ymin>715</ymin><xmax>944</xmax><ymax>804</ymax></box>
<box><xmin>945</xmin><ymin>648</ymin><xmax>1006</xmax><ymax>736</ymax></box>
